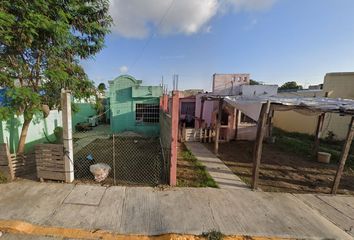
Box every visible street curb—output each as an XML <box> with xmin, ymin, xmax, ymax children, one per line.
<box><xmin>0</xmin><ymin>220</ymin><xmax>291</xmax><ymax>240</ymax></box>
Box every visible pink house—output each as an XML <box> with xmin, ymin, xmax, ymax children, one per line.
<box><xmin>193</xmin><ymin>74</ymin><xmax>278</xmax><ymax>141</ymax></box>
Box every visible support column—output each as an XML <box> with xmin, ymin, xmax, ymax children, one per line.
<box><xmin>163</xmin><ymin>94</ymin><xmax>169</xmax><ymax>112</ymax></box>
<box><xmin>61</xmin><ymin>89</ymin><xmax>74</xmax><ymax>183</ymax></box>
<box><xmin>313</xmin><ymin>112</ymin><xmax>325</xmax><ymax>156</ymax></box>
<box><xmin>214</xmin><ymin>99</ymin><xmax>223</xmax><ymax>155</ymax></box>
<box><xmin>234</xmin><ymin>109</ymin><xmax>240</xmax><ymax>140</ymax></box>
<box><xmin>169</xmin><ymin>91</ymin><xmax>179</xmax><ymax>186</ymax></box>
<box><xmin>199</xmin><ymin>98</ymin><xmax>205</xmax><ymax>128</ymax></box>
<box><xmin>331</xmin><ymin>117</ymin><xmax>354</xmax><ymax>194</ymax></box>
<box><xmin>251</xmin><ymin>101</ymin><xmax>271</xmax><ymax>190</ymax></box>
<box><xmin>267</xmin><ymin>109</ymin><xmax>274</xmax><ymax>138</ymax></box>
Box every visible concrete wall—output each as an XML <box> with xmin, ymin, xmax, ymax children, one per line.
<box><xmin>240</xmin><ymin>85</ymin><xmax>278</xmax><ymax>97</ymax></box>
<box><xmin>273</xmin><ymin>72</ymin><xmax>354</xmax><ymax>140</ymax></box>
<box><xmin>0</xmin><ymin>110</ymin><xmax>62</xmax><ymax>153</ymax></box>
<box><xmin>212</xmin><ymin>73</ymin><xmax>250</xmax><ymax>94</ymax></box>
<box><xmin>72</xmin><ymin>103</ymin><xmax>97</xmax><ymax>129</ymax></box>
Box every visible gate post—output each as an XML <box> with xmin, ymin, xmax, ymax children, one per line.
<box><xmin>170</xmin><ymin>91</ymin><xmax>179</xmax><ymax>186</ymax></box>
<box><xmin>61</xmin><ymin>89</ymin><xmax>74</xmax><ymax>183</ymax></box>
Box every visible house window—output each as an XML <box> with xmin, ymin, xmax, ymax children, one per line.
<box><xmin>136</xmin><ymin>104</ymin><xmax>159</xmax><ymax>123</ymax></box>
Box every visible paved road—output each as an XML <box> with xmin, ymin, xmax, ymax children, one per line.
<box><xmin>0</xmin><ymin>181</ymin><xmax>353</xmax><ymax>239</ymax></box>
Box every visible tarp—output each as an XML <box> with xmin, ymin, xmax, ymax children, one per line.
<box><xmin>221</xmin><ymin>95</ymin><xmax>354</xmax><ymax>121</ymax></box>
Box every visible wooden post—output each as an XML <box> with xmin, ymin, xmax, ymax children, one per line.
<box><xmin>169</xmin><ymin>91</ymin><xmax>179</xmax><ymax>186</ymax></box>
<box><xmin>199</xmin><ymin>98</ymin><xmax>205</xmax><ymax>128</ymax></box>
<box><xmin>61</xmin><ymin>89</ymin><xmax>74</xmax><ymax>183</ymax></box>
<box><xmin>112</xmin><ymin>134</ymin><xmax>116</xmax><ymax>185</ymax></box>
<box><xmin>234</xmin><ymin>109</ymin><xmax>240</xmax><ymax>140</ymax></box>
<box><xmin>331</xmin><ymin>117</ymin><xmax>354</xmax><ymax>194</ymax></box>
<box><xmin>267</xmin><ymin>109</ymin><xmax>274</xmax><ymax>138</ymax></box>
<box><xmin>251</xmin><ymin>101</ymin><xmax>271</xmax><ymax>190</ymax></box>
<box><xmin>4</xmin><ymin>144</ymin><xmax>15</xmax><ymax>180</ymax></box>
<box><xmin>214</xmin><ymin>99</ymin><xmax>223</xmax><ymax>155</ymax></box>
<box><xmin>208</xmin><ymin>128</ymin><xmax>212</xmax><ymax>143</ymax></box>
<box><xmin>199</xmin><ymin>126</ymin><xmax>203</xmax><ymax>142</ymax></box>
<box><xmin>313</xmin><ymin>113</ymin><xmax>325</xmax><ymax>156</ymax></box>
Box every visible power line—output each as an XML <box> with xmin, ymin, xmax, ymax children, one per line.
<box><xmin>129</xmin><ymin>0</ymin><xmax>175</xmax><ymax>71</ymax></box>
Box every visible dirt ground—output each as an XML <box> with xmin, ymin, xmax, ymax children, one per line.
<box><xmin>74</xmin><ymin>137</ymin><xmax>165</xmax><ymax>186</ymax></box>
<box><xmin>204</xmin><ymin>141</ymin><xmax>354</xmax><ymax>194</ymax></box>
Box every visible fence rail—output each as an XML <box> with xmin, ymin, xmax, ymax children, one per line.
<box><xmin>159</xmin><ymin>111</ymin><xmax>172</xmax><ymax>183</ymax></box>
<box><xmin>73</xmin><ymin>128</ymin><xmax>167</xmax><ymax>186</ymax></box>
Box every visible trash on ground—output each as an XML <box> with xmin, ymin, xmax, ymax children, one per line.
<box><xmin>90</xmin><ymin>163</ymin><xmax>111</xmax><ymax>182</ymax></box>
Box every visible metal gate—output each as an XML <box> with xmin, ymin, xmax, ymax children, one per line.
<box><xmin>73</xmin><ymin>131</ymin><xmax>166</xmax><ymax>185</ymax></box>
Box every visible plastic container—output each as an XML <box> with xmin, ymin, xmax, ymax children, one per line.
<box><xmin>317</xmin><ymin>152</ymin><xmax>331</xmax><ymax>164</ymax></box>
<box><xmin>90</xmin><ymin>163</ymin><xmax>111</xmax><ymax>182</ymax></box>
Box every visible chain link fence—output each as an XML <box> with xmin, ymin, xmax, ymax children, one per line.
<box><xmin>73</xmin><ymin>124</ymin><xmax>167</xmax><ymax>186</ymax></box>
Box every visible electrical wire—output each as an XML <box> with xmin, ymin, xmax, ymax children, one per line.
<box><xmin>129</xmin><ymin>0</ymin><xmax>175</xmax><ymax>71</ymax></box>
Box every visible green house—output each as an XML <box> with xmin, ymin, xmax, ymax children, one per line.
<box><xmin>109</xmin><ymin>75</ymin><xmax>162</xmax><ymax>136</ymax></box>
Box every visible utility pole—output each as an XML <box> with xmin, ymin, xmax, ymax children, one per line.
<box><xmin>61</xmin><ymin>89</ymin><xmax>74</xmax><ymax>183</ymax></box>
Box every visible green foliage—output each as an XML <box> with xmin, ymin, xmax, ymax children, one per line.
<box><xmin>273</xmin><ymin>127</ymin><xmax>354</xmax><ymax>168</ymax></box>
<box><xmin>98</xmin><ymin>83</ymin><xmax>106</xmax><ymax>92</ymax></box>
<box><xmin>202</xmin><ymin>230</ymin><xmax>224</xmax><ymax>240</ymax></box>
<box><xmin>0</xmin><ymin>0</ymin><xmax>112</xmax><ymax>152</ymax></box>
<box><xmin>249</xmin><ymin>79</ymin><xmax>260</xmax><ymax>85</ymax></box>
<box><xmin>0</xmin><ymin>169</ymin><xmax>7</xmax><ymax>183</ymax></box>
<box><xmin>324</xmin><ymin>131</ymin><xmax>336</xmax><ymax>142</ymax></box>
<box><xmin>180</xmin><ymin>149</ymin><xmax>218</xmax><ymax>188</ymax></box>
<box><xmin>54</xmin><ymin>126</ymin><xmax>63</xmax><ymax>143</ymax></box>
<box><xmin>279</xmin><ymin>81</ymin><xmax>303</xmax><ymax>90</ymax></box>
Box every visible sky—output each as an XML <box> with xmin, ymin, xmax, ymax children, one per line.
<box><xmin>81</xmin><ymin>0</ymin><xmax>354</xmax><ymax>91</ymax></box>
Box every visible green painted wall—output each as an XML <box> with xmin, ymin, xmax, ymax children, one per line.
<box><xmin>109</xmin><ymin>75</ymin><xmax>162</xmax><ymax>136</ymax></box>
<box><xmin>72</xmin><ymin>103</ymin><xmax>97</xmax><ymax>129</ymax></box>
<box><xmin>0</xmin><ymin>111</ymin><xmax>62</xmax><ymax>153</ymax></box>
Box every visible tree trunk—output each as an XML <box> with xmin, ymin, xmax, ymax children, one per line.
<box><xmin>17</xmin><ymin>117</ymin><xmax>32</xmax><ymax>155</ymax></box>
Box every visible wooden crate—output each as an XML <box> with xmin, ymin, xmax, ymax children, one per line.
<box><xmin>35</xmin><ymin>144</ymin><xmax>65</xmax><ymax>181</ymax></box>
<box><xmin>10</xmin><ymin>153</ymin><xmax>36</xmax><ymax>178</ymax></box>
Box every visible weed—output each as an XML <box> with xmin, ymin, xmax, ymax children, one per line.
<box><xmin>0</xmin><ymin>171</ymin><xmax>7</xmax><ymax>184</ymax></box>
<box><xmin>202</xmin><ymin>230</ymin><xmax>224</xmax><ymax>240</ymax></box>
<box><xmin>178</xmin><ymin>146</ymin><xmax>218</xmax><ymax>188</ymax></box>
<box><xmin>273</xmin><ymin>127</ymin><xmax>354</xmax><ymax>169</ymax></box>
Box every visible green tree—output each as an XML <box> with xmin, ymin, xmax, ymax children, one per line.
<box><xmin>249</xmin><ymin>79</ymin><xmax>260</xmax><ymax>85</ymax></box>
<box><xmin>279</xmin><ymin>81</ymin><xmax>303</xmax><ymax>90</ymax></box>
<box><xmin>0</xmin><ymin>0</ymin><xmax>112</xmax><ymax>154</ymax></box>
<box><xmin>97</xmin><ymin>83</ymin><xmax>106</xmax><ymax>93</ymax></box>
<box><xmin>95</xmin><ymin>82</ymin><xmax>106</xmax><ymax>123</ymax></box>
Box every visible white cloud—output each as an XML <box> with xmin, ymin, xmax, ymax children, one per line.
<box><xmin>119</xmin><ymin>65</ymin><xmax>128</xmax><ymax>74</ymax></box>
<box><xmin>109</xmin><ymin>0</ymin><xmax>276</xmax><ymax>38</ymax></box>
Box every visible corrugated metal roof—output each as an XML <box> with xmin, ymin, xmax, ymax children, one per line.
<box><xmin>224</xmin><ymin>96</ymin><xmax>354</xmax><ymax>115</ymax></box>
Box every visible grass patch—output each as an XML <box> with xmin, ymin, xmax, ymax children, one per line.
<box><xmin>201</xmin><ymin>230</ymin><xmax>224</xmax><ymax>240</ymax></box>
<box><xmin>0</xmin><ymin>171</ymin><xmax>8</xmax><ymax>184</ymax></box>
<box><xmin>177</xmin><ymin>144</ymin><xmax>218</xmax><ymax>188</ymax></box>
<box><xmin>273</xmin><ymin>127</ymin><xmax>354</xmax><ymax>169</ymax></box>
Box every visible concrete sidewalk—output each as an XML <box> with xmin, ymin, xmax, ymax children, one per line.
<box><xmin>185</xmin><ymin>142</ymin><xmax>248</xmax><ymax>189</ymax></box>
<box><xmin>0</xmin><ymin>181</ymin><xmax>353</xmax><ymax>239</ymax></box>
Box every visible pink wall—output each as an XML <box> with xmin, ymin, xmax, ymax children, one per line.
<box><xmin>195</xmin><ymin>94</ymin><xmax>216</xmax><ymax>128</ymax></box>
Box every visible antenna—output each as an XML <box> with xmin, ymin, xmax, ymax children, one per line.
<box><xmin>172</xmin><ymin>74</ymin><xmax>179</xmax><ymax>90</ymax></box>
<box><xmin>172</xmin><ymin>74</ymin><xmax>175</xmax><ymax>91</ymax></box>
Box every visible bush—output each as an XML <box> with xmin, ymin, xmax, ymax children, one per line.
<box><xmin>54</xmin><ymin>126</ymin><xmax>63</xmax><ymax>143</ymax></box>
